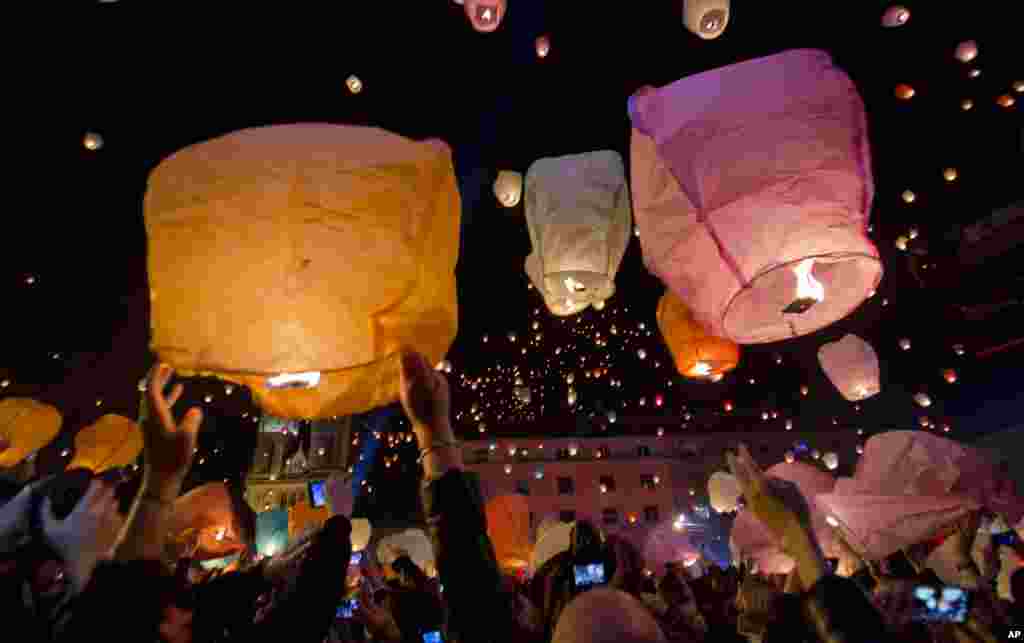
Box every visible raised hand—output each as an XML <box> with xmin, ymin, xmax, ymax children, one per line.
<box><xmin>143</xmin><ymin>364</ymin><xmax>202</xmax><ymax>499</ymax></box>
<box><xmin>41</xmin><ymin>480</ymin><xmax>123</xmax><ymax>592</ymax></box>
<box><xmin>355</xmin><ymin>581</ymin><xmax>402</xmax><ymax>642</ymax></box>
<box><xmin>399</xmin><ymin>350</ymin><xmax>461</xmax><ymax>478</ymax></box>
<box><xmin>727</xmin><ymin>444</ymin><xmax>813</xmax><ymax>553</ymax></box>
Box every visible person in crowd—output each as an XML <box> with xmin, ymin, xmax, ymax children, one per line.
<box><xmin>551</xmin><ymin>587</ymin><xmax>666</xmax><ymax>643</ymax></box>
<box><xmin>656</xmin><ymin>565</ymin><xmax>708</xmax><ymax>641</ymax></box>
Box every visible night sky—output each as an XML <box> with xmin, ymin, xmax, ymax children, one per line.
<box><xmin>2</xmin><ymin>3</ymin><xmax>1021</xmax><ymax>517</ymax></box>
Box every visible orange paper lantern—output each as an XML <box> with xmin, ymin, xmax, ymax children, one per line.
<box><xmin>485</xmin><ymin>494</ymin><xmax>532</xmax><ymax>572</ymax></box>
<box><xmin>657</xmin><ymin>290</ymin><xmax>740</xmax><ymax>379</ymax></box>
<box><xmin>895</xmin><ymin>84</ymin><xmax>915</xmax><ymax>100</ymax></box>
<box><xmin>169</xmin><ymin>483</ymin><xmax>255</xmax><ymax>561</ymax></box>
<box><xmin>144</xmin><ymin>124</ymin><xmax>460</xmax><ymax>419</ymax></box>
<box><xmin>0</xmin><ymin>398</ymin><xmax>62</xmax><ymax>468</ymax></box>
<box><xmin>70</xmin><ymin>414</ymin><xmax>143</xmax><ymax>472</ymax></box>
<box><xmin>289</xmin><ymin>501</ymin><xmax>330</xmax><ymax>540</ymax></box>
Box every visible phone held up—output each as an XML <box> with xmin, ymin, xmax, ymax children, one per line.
<box><xmin>911</xmin><ymin>584</ymin><xmax>971</xmax><ymax>623</ymax></box>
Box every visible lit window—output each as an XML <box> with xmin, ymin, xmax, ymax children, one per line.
<box><xmin>640</xmin><ymin>475</ymin><xmax>656</xmax><ymax>491</ymax></box>
<box><xmin>599</xmin><ymin>475</ymin><xmax>616</xmax><ymax>493</ymax></box>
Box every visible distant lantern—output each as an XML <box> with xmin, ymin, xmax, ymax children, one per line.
<box><xmin>800</xmin><ymin>385</ymin><xmax>809</xmax><ymax>396</ymax></box>
<box><xmin>657</xmin><ymin>290</ymin><xmax>740</xmax><ymax>379</ymax></box>
<box><xmin>902</xmin><ymin>190</ymin><xmax>916</xmax><ymax>204</ymax></box>
<box><xmin>761</xmin><ymin>412</ymin><xmax>769</xmax><ymax>421</ymax></box>
<box><xmin>144</xmin><ymin>124</ymin><xmax>459</xmax><ymax>419</ymax></box>
<box><xmin>811</xmin><ymin>449</ymin><xmax>821</xmax><ymax>460</ymax></box>
<box><xmin>637</xmin><ymin>349</ymin><xmax>647</xmax><ymax>360</ymax></box>
<box><xmin>881</xmin><ymin>5</ymin><xmax>910</xmax><ymax>27</ymax></box>
<box><xmin>508</xmin><ymin>332</ymin><xmax>517</xmax><ymax>343</ymax></box>
<box><xmin>899</xmin><ymin>338</ymin><xmax>912</xmax><ymax>351</ymax></box>
<box><xmin>708</xmin><ymin>471</ymin><xmax>741</xmax><ymax>513</ymax></box>
<box><xmin>607</xmin><ymin>410</ymin><xmax>617</xmax><ymax>423</ymax></box>
<box><xmin>655</xmin><ymin>394</ymin><xmax>664</xmax><ymax>407</ymax></box>
<box><xmin>657</xmin><ymin>427</ymin><xmax>665</xmax><ymax>437</ymax></box>
<box><xmin>723</xmin><ymin>400</ymin><xmax>734</xmax><ymax>412</ymax></box>
<box><xmin>943</xmin><ymin>168</ymin><xmax>958</xmax><ymax>182</ymax></box>
<box><xmin>895</xmin><ymin>84</ymin><xmax>915</xmax><ymax>100</ymax></box>
<box><xmin>70</xmin><ymin>415</ymin><xmax>143</xmax><ymax>472</ymax></box>
<box><xmin>83</xmin><ymin>131</ymin><xmax>104</xmax><ymax>151</ymax></box>
<box><xmin>535</xmin><ymin>35</ymin><xmax>551</xmax><ymax>58</ymax></box>
<box><xmin>525</xmin><ymin>151</ymin><xmax>631</xmax><ymax>317</ymax></box>
<box><xmin>224</xmin><ymin>384</ymin><xmax>235</xmax><ymax>395</ymax></box>
<box><xmin>784</xmin><ymin>451</ymin><xmax>795</xmax><ymax>464</ymax></box>
<box><xmin>567</xmin><ymin>388</ymin><xmax>577</xmax><ymax>406</ymax></box>
<box><xmin>464</xmin><ymin>0</ymin><xmax>506</xmax><ymax>32</ymax></box>
<box><xmin>960</xmin><ymin>99</ymin><xmax>974</xmax><ymax>111</ymax></box>
<box><xmin>996</xmin><ymin>94</ymin><xmax>1016</xmax><ymax>108</ymax></box>
<box><xmin>823</xmin><ymin>451</ymin><xmax>839</xmax><ymax>470</ymax></box>
<box><xmin>785</xmin><ymin>420</ymin><xmax>793</xmax><ymax>431</ymax></box>
<box><xmin>204</xmin><ymin>395</ymin><xmax>213</xmax><ymax>404</ymax></box>
<box><xmin>942</xmin><ymin>369</ymin><xmax>957</xmax><ymax>384</ymax></box>
<box><xmin>0</xmin><ymin>398</ymin><xmax>62</xmax><ymax>468</ymax></box>
<box><xmin>629</xmin><ymin>50</ymin><xmax>880</xmax><ymax>345</ymax></box>
<box><xmin>968</xmin><ymin>69</ymin><xmax>981</xmax><ymax>79</ymax></box>
<box><xmin>954</xmin><ymin>41</ymin><xmax>978</xmax><ymax>63</ymax></box>
<box><xmin>818</xmin><ymin>334</ymin><xmax>881</xmax><ymax>401</ymax></box>
<box><xmin>919</xmin><ymin>416</ymin><xmax>932</xmax><ymax>428</ymax></box>
<box><xmin>504</xmin><ymin>464</ymin><xmax>512</xmax><ymax>475</ymax></box>
<box><xmin>494</xmin><ymin>170</ymin><xmax>523</xmax><ymax>208</ymax></box>
<box><xmin>856</xmin><ymin>444</ymin><xmax>864</xmax><ymax>455</ymax></box>
<box><xmin>952</xmin><ymin>344</ymin><xmax>965</xmax><ymax>356</ymax></box>
<box><xmin>351</xmin><ymin>518</ymin><xmax>372</xmax><ymax>552</ymax></box>
<box><xmin>913</xmin><ymin>392</ymin><xmax>932</xmax><ymax>408</ymax></box>
<box><xmin>1014</xmin><ymin>80</ymin><xmax>1024</xmax><ymax>93</ymax></box>
<box><xmin>682</xmin><ymin>0</ymin><xmax>730</xmax><ymax>39</ymax></box>
<box><xmin>345</xmin><ymin>75</ymin><xmax>363</xmax><ymax>94</ymax></box>
<box><xmin>436</xmin><ymin>360</ymin><xmax>452</xmax><ymax>373</ymax></box>
<box><xmin>895</xmin><ymin>236</ymin><xmax>909</xmax><ymax>251</ymax></box>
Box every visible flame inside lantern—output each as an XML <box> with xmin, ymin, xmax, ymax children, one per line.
<box><xmin>266</xmin><ymin>371</ymin><xmax>321</xmax><ymax>390</ymax></box>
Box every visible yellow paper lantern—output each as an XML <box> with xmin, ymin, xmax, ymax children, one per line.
<box><xmin>345</xmin><ymin>75</ymin><xmax>363</xmax><ymax>94</ymax></box>
<box><xmin>683</xmin><ymin>0</ymin><xmax>730</xmax><ymax>39</ymax></box>
<box><xmin>657</xmin><ymin>290</ymin><xmax>740</xmax><ymax>379</ymax></box>
<box><xmin>70</xmin><ymin>414</ymin><xmax>143</xmax><ymax>472</ymax></box>
<box><xmin>144</xmin><ymin>124</ymin><xmax>460</xmax><ymax>419</ymax></box>
<box><xmin>493</xmin><ymin>170</ymin><xmax>523</xmax><ymax>207</ymax></box>
<box><xmin>0</xmin><ymin>398</ymin><xmax>62</xmax><ymax>468</ymax></box>
<box><xmin>943</xmin><ymin>167</ymin><xmax>958</xmax><ymax>182</ymax></box>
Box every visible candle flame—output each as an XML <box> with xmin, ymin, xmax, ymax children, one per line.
<box><xmin>690</xmin><ymin>361</ymin><xmax>712</xmax><ymax>377</ymax></box>
<box><xmin>266</xmin><ymin>371</ymin><xmax>321</xmax><ymax>389</ymax></box>
<box><xmin>793</xmin><ymin>259</ymin><xmax>825</xmax><ymax>302</ymax></box>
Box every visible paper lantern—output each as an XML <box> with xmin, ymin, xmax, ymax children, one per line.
<box><xmin>535</xmin><ymin>35</ymin><xmax>551</xmax><ymax>58</ymax></box>
<box><xmin>942</xmin><ymin>369</ymin><xmax>958</xmax><ymax>384</ymax></box>
<box><xmin>524</xmin><ymin>151</ymin><xmax>631</xmax><ymax>317</ymax></box>
<box><xmin>943</xmin><ymin>167</ymin><xmax>959</xmax><ymax>182</ymax></box>
<box><xmin>70</xmin><ymin>414</ymin><xmax>143</xmax><ymax>472</ymax></box>
<box><xmin>83</xmin><ymin>131</ymin><xmax>104</xmax><ymax>151</ymax></box>
<box><xmin>996</xmin><ymin>94</ymin><xmax>1016</xmax><ymax>108</ymax></box>
<box><xmin>708</xmin><ymin>471</ymin><xmax>741</xmax><ymax>513</ymax></box>
<box><xmin>895</xmin><ymin>84</ymin><xmax>915</xmax><ymax>100</ymax></box>
<box><xmin>823</xmin><ymin>452</ymin><xmax>839</xmax><ymax>470</ymax></box>
<box><xmin>494</xmin><ymin>170</ymin><xmax>523</xmax><ymax>207</ymax></box>
<box><xmin>377</xmin><ymin>528</ymin><xmax>434</xmax><ymax>573</ymax></box>
<box><xmin>682</xmin><ymin>0</ymin><xmax>730</xmax><ymax>39</ymax></box>
<box><xmin>350</xmin><ymin>518</ymin><xmax>372</xmax><ymax>552</ymax></box>
<box><xmin>902</xmin><ymin>190</ymin><xmax>916</xmax><ymax>203</ymax></box>
<box><xmin>144</xmin><ymin>124</ymin><xmax>459</xmax><ymax>419</ymax></box>
<box><xmin>913</xmin><ymin>392</ymin><xmax>933</xmax><ymax>408</ymax></box>
<box><xmin>881</xmin><ymin>5</ymin><xmax>910</xmax><ymax>27</ymax></box>
<box><xmin>784</xmin><ymin>451</ymin><xmax>795</xmax><ymax>464</ymax></box>
<box><xmin>345</xmin><ymin>75</ymin><xmax>363</xmax><ymax>94</ymax></box>
<box><xmin>961</xmin><ymin>99</ymin><xmax>974</xmax><ymax>111</ymax></box>
<box><xmin>531</xmin><ymin>521</ymin><xmax>573</xmax><ymax>573</ymax></box>
<box><xmin>170</xmin><ymin>483</ymin><xmax>256</xmax><ymax>561</ymax></box>
<box><xmin>0</xmin><ymin>398</ymin><xmax>62</xmax><ymax>468</ymax></box>
<box><xmin>968</xmin><ymin>69</ymin><xmax>981</xmax><ymax>79</ymax></box>
<box><xmin>463</xmin><ymin>0</ymin><xmax>505</xmax><ymax>32</ymax></box>
<box><xmin>485</xmin><ymin>494</ymin><xmax>532</xmax><ymax>571</ymax></box>
<box><xmin>629</xmin><ymin>50</ymin><xmax>880</xmax><ymax>344</ymax></box>
<box><xmin>657</xmin><ymin>290</ymin><xmax>740</xmax><ymax>379</ymax></box>
<box><xmin>818</xmin><ymin>334</ymin><xmax>880</xmax><ymax>401</ymax></box>
<box><xmin>954</xmin><ymin>40</ymin><xmax>978</xmax><ymax>63</ymax></box>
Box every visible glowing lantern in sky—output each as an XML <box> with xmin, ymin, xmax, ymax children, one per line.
<box><xmin>818</xmin><ymin>334</ymin><xmax>881</xmax><ymax>401</ymax></box>
<box><xmin>902</xmin><ymin>190</ymin><xmax>916</xmax><ymax>203</ymax></box>
<box><xmin>823</xmin><ymin>452</ymin><xmax>839</xmax><ymax>470</ymax></box>
<box><xmin>657</xmin><ymin>290</ymin><xmax>740</xmax><ymax>379</ymax></box>
<box><xmin>913</xmin><ymin>392</ymin><xmax>933</xmax><ymax>408</ymax></box>
<box><xmin>345</xmin><ymin>75</ymin><xmax>363</xmax><ymax>94</ymax></box>
<box><xmin>942</xmin><ymin>369</ymin><xmax>958</xmax><ymax>384</ymax></box>
<box><xmin>144</xmin><ymin>125</ymin><xmax>459</xmax><ymax>419</ymax></box>
<box><xmin>485</xmin><ymin>494</ymin><xmax>532</xmax><ymax>573</ymax></box>
<box><xmin>0</xmin><ymin>398</ymin><xmax>61</xmax><ymax>468</ymax></box>
<box><xmin>463</xmin><ymin>0</ymin><xmax>506</xmax><ymax>32</ymax></box>
<box><xmin>708</xmin><ymin>471</ymin><xmax>741</xmax><ymax>513</ymax></box>
<box><xmin>943</xmin><ymin>168</ymin><xmax>959</xmax><ymax>182</ymax></box>
<box><xmin>785</xmin><ymin>451</ymin><xmax>796</xmax><ymax>464</ymax></box>
<box><xmin>535</xmin><ymin>35</ymin><xmax>551</xmax><ymax>58</ymax></box>
<box><xmin>895</xmin><ymin>84</ymin><xmax>916</xmax><ymax>100</ymax></box>
<box><xmin>881</xmin><ymin>5</ymin><xmax>910</xmax><ymax>27</ymax></box>
<box><xmin>899</xmin><ymin>338</ymin><xmax>912</xmax><ymax>351</ymax></box>
<box><xmin>629</xmin><ymin>50</ymin><xmax>880</xmax><ymax>344</ymax></box>
<box><xmin>524</xmin><ymin>150</ymin><xmax>631</xmax><ymax>317</ymax></box>
<box><xmin>961</xmin><ymin>99</ymin><xmax>974</xmax><ymax>111</ymax></box>
<box><xmin>494</xmin><ymin>170</ymin><xmax>523</xmax><ymax>207</ymax></box>
<box><xmin>350</xmin><ymin>518</ymin><xmax>372</xmax><ymax>552</ymax></box>
<box><xmin>683</xmin><ymin>0</ymin><xmax>730</xmax><ymax>39</ymax></box>
<box><xmin>954</xmin><ymin>41</ymin><xmax>978</xmax><ymax>63</ymax></box>
<box><xmin>83</xmin><ymin>131</ymin><xmax>104</xmax><ymax>151</ymax></box>
<box><xmin>996</xmin><ymin>95</ymin><xmax>1016</xmax><ymax>108</ymax></box>
<box><xmin>723</xmin><ymin>400</ymin><xmax>734</xmax><ymax>412</ymax></box>
<box><xmin>70</xmin><ymin>414</ymin><xmax>143</xmax><ymax>472</ymax></box>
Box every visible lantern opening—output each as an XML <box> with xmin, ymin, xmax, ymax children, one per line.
<box><xmin>266</xmin><ymin>371</ymin><xmax>321</xmax><ymax>390</ymax></box>
<box><xmin>475</xmin><ymin>4</ymin><xmax>497</xmax><ymax>26</ymax></box>
<box><xmin>690</xmin><ymin>361</ymin><xmax>712</xmax><ymax>377</ymax></box>
<box><xmin>700</xmin><ymin>9</ymin><xmax>727</xmax><ymax>33</ymax></box>
<box><xmin>784</xmin><ymin>259</ymin><xmax>825</xmax><ymax>314</ymax></box>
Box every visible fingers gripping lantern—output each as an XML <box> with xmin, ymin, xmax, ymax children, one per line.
<box><xmin>144</xmin><ymin>124</ymin><xmax>460</xmax><ymax>419</ymax></box>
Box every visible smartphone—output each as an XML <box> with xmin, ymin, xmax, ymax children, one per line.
<box><xmin>911</xmin><ymin>584</ymin><xmax>970</xmax><ymax>623</ymax></box>
<box><xmin>336</xmin><ymin>598</ymin><xmax>359</xmax><ymax>619</ymax></box>
<box><xmin>573</xmin><ymin>562</ymin><xmax>606</xmax><ymax>590</ymax></box>
<box><xmin>350</xmin><ymin>551</ymin><xmax>363</xmax><ymax>566</ymax></box>
<box><xmin>992</xmin><ymin>530</ymin><xmax>1020</xmax><ymax>548</ymax></box>
<box><xmin>308</xmin><ymin>480</ymin><xmax>328</xmax><ymax>508</ymax></box>
<box><xmin>421</xmin><ymin>631</ymin><xmax>444</xmax><ymax>643</ymax></box>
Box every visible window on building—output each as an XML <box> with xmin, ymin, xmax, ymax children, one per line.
<box><xmin>644</xmin><ymin>506</ymin><xmax>660</xmax><ymax>523</ymax></box>
<box><xmin>637</xmin><ymin>445</ymin><xmax>652</xmax><ymax>457</ymax></box>
<box><xmin>602</xmin><ymin>508</ymin><xmax>619</xmax><ymax>525</ymax></box>
<box><xmin>515</xmin><ymin>480</ymin><xmax>530</xmax><ymax>495</ymax></box>
<box><xmin>640</xmin><ymin>474</ymin><xmax>656</xmax><ymax>491</ymax></box>
<box><xmin>596</xmin><ymin>446</ymin><xmax>610</xmax><ymax>459</ymax></box>
<box><xmin>557</xmin><ymin>476</ymin><xmax>575</xmax><ymax>495</ymax></box>
<box><xmin>559</xmin><ymin>510</ymin><xmax>576</xmax><ymax>523</ymax></box>
<box><xmin>556</xmin><ymin>448</ymin><xmax>570</xmax><ymax>460</ymax></box>
<box><xmin>599</xmin><ymin>475</ymin><xmax>616</xmax><ymax>493</ymax></box>
<box><xmin>473</xmin><ymin>448</ymin><xmax>490</xmax><ymax>461</ymax></box>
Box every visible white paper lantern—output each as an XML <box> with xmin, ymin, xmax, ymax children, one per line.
<box><xmin>345</xmin><ymin>75</ymin><xmax>363</xmax><ymax>94</ymax></box>
<box><xmin>818</xmin><ymin>334</ymin><xmax>881</xmax><ymax>401</ymax></box>
<box><xmin>708</xmin><ymin>471</ymin><xmax>741</xmax><ymax>513</ymax></box>
<box><xmin>524</xmin><ymin>151</ymin><xmax>631</xmax><ymax>317</ymax></box>
<box><xmin>350</xmin><ymin>518</ymin><xmax>372</xmax><ymax>552</ymax></box>
<box><xmin>822</xmin><ymin>452</ymin><xmax>839</xmax><ymax>470</ymax></box>
<box><xmin>83</xmin><ymin>131</ymin><xmax>104</xmax><ymax>151</ymax></box>
<box><xmin>494</xmin><ymin>170</ymin><xmax>523</xmax><ymax>207</ymax></box>
<box><xmin>881</xmin><ymin>5</ymin><xmax>910</xmax><ymax>27</ymax></box>
<box><xmin>683</xmin><ymin>0</ymin><xmax>730</xmax><ymax>39</ymax></box>
<box><xmin>913</xmin><ymin>392</ymin><xmax>932</xmax><ymax>408</ymax></box>
<box><xmin>954</xmin><ymin>41</ymin><xmax>978</xmax><ymax>63</ymax></box>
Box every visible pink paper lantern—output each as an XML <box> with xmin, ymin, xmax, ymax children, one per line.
<box><xmin>463</xmin><ymin>0</ymin><xmax>505</xmax><ymax>33</ymax></box>
<box><xmin>817</xmin><ymin>334</ymin><xmax>881</xmax><ymax>401</ymax></box>
<box><xmin>629</xmin><ymin>50</ymin><xmax>881</xmax><ymax>344</ymax></box>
